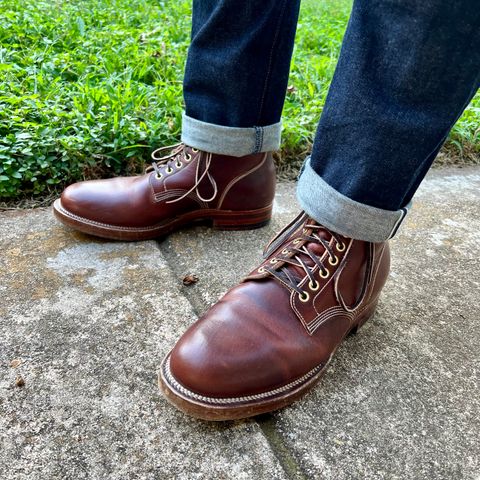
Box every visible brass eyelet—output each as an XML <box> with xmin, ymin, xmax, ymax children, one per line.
<box><xmin>270</xmin><ymin>258</ymin><xmax>278</xmax><ymax>264</ymax></box>
<box><xmin>336</xmin><ymin>242</ymin><xmax>346</xmax><ymax>252</ymax></box>
<box><xmin>281</xmin><ymin>249</ymin><xmax>289</xmax><ymax>255</ymax></box>
<box><xmin>175</xmin><ymin>161</ymin><xmax>182</xmax><ymax>169</ymax></box>
<box><xmin>166</xmin><ymin>166</ymin><xmax>174</xmax><ymax>174</ymax></box>
<box><xmin>185</xmin><ymin>153</ymin><xmax>192</xmax><ymax>161</ymax></box>
<box><xmin>319</xmin><ymin>268</ymin><xmax>330</xmax><ymax>279</ymax></box>
<box><xmin>258</xmin><ymin>266</ymin><xmax>266</xmax><ymax>273</ymax></box>
<box><xmin>155</xmin><ymin>173</ymin><xmax>163</xmax><ymax>180</ymax></box>
<box><xmin>309</xmin><ymin>280</ymin><xmax>320</xmax><ymax>291</ymax></box>
<box><xmin>329</xmin><ymin>255</ymin><xmax>339</xmax><ymax>266</ymax></box>
<box><xmin>191</xmin><ymin>148</ymin><xmax>198</xmax><ymax>153</ymax></box>
<box><xmin>292</xmin><ymin>238</ymin><xmax>301</xmax><ymax>245</ymax></box>
<box><xmin>299</xmin><ymin>291</ymin><xmax>310</xmax><ymax>303</ymax></box>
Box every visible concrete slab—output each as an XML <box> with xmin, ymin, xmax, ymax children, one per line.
<box><xmin>158</xmin><ymin>183</ymin><xmax>299</xmax><ymax>314</ymax></box>
<box><xmin>0</xmin><ymin>211</ymin><xmax>288</xmax><ymax>479</ymax></box>
<box><xmin>160</xmin><ymin>169</ymin><xmax>480</xmax><ymax>480</ymax></box>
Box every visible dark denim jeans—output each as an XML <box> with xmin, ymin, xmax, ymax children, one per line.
<box><xmin>182</xmin><ymin>0</ymin><xmax>480</xmax><ymax>241</ymax></box>
<box><xmin>184</xmin><ymin>0</ymin><xmax>300</xmax><ymax>128</ymax></box>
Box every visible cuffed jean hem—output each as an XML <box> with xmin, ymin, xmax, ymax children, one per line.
<box><xmin>296</xmin><ymin>157</ymin><xmax>410</xmax><ymax>242</ymax></box>
<box><xmin>181</xmin><ymin>112</ymin><xmax>281</xmax><ymax>157</ymax></box>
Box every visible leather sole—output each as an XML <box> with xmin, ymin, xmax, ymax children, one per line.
<box><xmin>158</xmin><ymin>303</ymin><xmax>377</xmax><ymax>421</ymax></box>
<box><xmin>53</xmin><ymin>199</ymin><xmax>272</xmax><ymax>241</ymax></box>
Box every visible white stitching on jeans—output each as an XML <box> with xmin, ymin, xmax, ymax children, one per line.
<box><xmin>253</xmin><ymin>126</ymin><xmax>263</xmax><ymax>153</ymax></box>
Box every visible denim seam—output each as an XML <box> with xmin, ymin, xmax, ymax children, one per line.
<box><xmin>253</xmin><ymin>126</ymin><xmax>264</xmax><ymax>153</ymax></box>
<box><xmin>256</xmin><ymin>0</ymin><xmax>288</xmax><ymax>124</ymax></box>
<box><xmin>181</xmin><ymin>113</ymin><xmax>281</xmax><ymax>156</ymax></box>
<box><xmin>389</xmin><ymin>208</ymin><xmax>408</xmax><ymax>239</ymax></box>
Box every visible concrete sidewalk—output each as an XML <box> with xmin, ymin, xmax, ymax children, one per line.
<box><xmin>1</xmin><ymin>168</ymin><xmax>479</xmax><ymax>480</ymax></box>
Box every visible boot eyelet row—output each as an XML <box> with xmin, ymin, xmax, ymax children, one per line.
<box><xmin>299</xmin><ymin>291</ymin><xmax>310</xmax><ymax>302</ymax></box>
<box><xmin>320</xmin><ymin>268</ymin><xmax>330</xmax><ymax>279</ymax></box>
<box><xmin>328</xmin><ymin>255</ymin><xmax>339</xmax><ymax>266</ymax></box>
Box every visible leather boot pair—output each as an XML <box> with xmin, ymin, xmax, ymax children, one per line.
<box><xmin>54</xmin><ymin>147</ymin><xmax>390</xmax><ymax>420</ymax></box>
<box><xmin>53</xmin><ymin>144</ymin><xmax>275</xmax><ymax>240</ymax></box>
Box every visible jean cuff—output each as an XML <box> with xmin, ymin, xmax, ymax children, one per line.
<box><xmin>296</xmin><ymin>157</ymin><xmax>410</xmax><ymax>242</ymax></box>
<box><xmin>181</xmin><ymin>112</ymin><xmax>281</xmax><ymax>157</ymax></box>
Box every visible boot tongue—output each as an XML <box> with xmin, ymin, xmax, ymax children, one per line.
<box><xmin>284</xmin><ymin>219</ymin><xmax>331</xmax><ymax>281</ymax></box>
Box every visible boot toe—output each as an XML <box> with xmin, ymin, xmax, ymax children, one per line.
<box><xmin>60</xmin><ymin>180</ymin><xmax>104</xmax><ymax>221</ymax></box>
<box><xmin>166</xmin><ymin>283</ymin><xmax>304</xmax><ymax>400</ymax></box>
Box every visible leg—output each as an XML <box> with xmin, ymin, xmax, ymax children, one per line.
<box><xmin>298</xmin><ymin>0</ymin><xmax>480</xmax><ymax>242</ymax></box>
<box><xmin>54</xmin><ymin>0</ymin><xmax>301</xmax><ymax>240</ymax></box>
<box><xmin>161</xmin><ymin>0</ymin><xmax>480</xmax><ymax>420</ymax></box>
<box><xmin>182</xmin><ymin>0</ymin><xmax>301</xmax><ymax>155</ymax></box>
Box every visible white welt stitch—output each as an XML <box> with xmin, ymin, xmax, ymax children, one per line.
<box><xmin>162</xmin><ymin>356</ymin><xmax>324</xmax><ymax>405</ymax></box>
<box><xmin>56</xmin><ymin>203</ymin><xmax>161</xmax><ymax>231</ymax></box>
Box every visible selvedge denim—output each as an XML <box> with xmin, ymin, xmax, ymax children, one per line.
<box><xmin>181</xmin><ymin>0</ymin><xmax>480</xmax><ymax>241</ymax></box>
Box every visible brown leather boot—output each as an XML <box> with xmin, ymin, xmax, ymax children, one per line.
<box><xmin>53</xmin><ymin>144</ymin><xmax>275</xmax><ymax>240</ymax></box>
<box><xmin>159</xmin><ymin>212</ymin><xmax>390</xmax><ymax>420</ymax></box>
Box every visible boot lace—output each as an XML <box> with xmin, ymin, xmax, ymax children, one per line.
<box><xmin>147</xmin><ymin>143</ymin><xmax>218</xmax><ymax>204</ymax></box>
<box><xmin>262</xmin><ymin>222</ymin><xmax>346</xmax><ymax>301</ymax></box>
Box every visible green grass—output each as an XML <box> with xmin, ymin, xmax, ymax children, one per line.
<box><xmin>0</xmin><ymin>0</ymin><xmax>479</xmax><ymax>200</ymax></box>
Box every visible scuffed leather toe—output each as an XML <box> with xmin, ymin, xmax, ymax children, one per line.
<box><xmin>168</xmin><ymin>281</ymin><xmax>315</xmax><ymax>399</ymax></box>
<box><xmin>59</xmin><ymin>176</ymin><xmax>153</xmax><ymax>227</ymax></box>
<box><xmin>60</xmin><ymin>180</ymin><xmax>106</xmax><ymax>220</ymax></box>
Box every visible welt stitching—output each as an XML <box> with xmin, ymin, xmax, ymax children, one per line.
<box><xmin>163</xmin><ymin>356</ymin><xmax>324</xmax><ymax>404</ymax></box>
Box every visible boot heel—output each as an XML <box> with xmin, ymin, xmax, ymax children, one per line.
<box><xmin>212</xmin><ymin>206</ymin><xmax>272</xmax><ymax>231</ymax></box>
<box><xmin>348</xmin><ymin>301</ymin><xmax>378</xmax><ymax>336</ymax></box>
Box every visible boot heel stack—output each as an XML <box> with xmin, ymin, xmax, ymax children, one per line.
<box><xmin>212</xmin><ymin>205</ymin><xmax>273</xmax><ymax>230</ymax></box>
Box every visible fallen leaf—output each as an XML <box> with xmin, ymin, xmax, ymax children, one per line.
<box><xmin>10</xmin><ymin>359</ymin><xmax>21</xmax><ymax>368</ymax></box>
<box><xmin>183</xmin><ymin>274</ymin><xmax>199</xmax><ymax>286</ymax></box>
<box><xmin>15</xmin><ymin>376</ymin><xmax>25</xmax><ymax>388</ymax></box>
